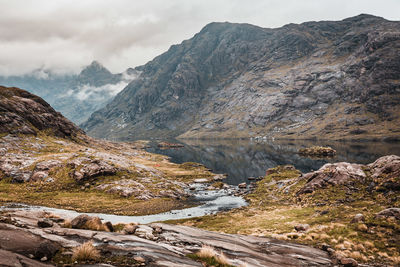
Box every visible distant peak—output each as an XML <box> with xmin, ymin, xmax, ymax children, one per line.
<box><xmin>343</xmin><ymin>14</ymin><xmax>385</xmax><ymax>22</ymax></box>
<box><xmin>87</xmin><ymin>60</ymin><xmax>106</xmax><ymax>69</ymax></box>
<box><xmin>80</xmin><ymin>60</ymin><xmax>111</xmax><ymax>76</ymax></box>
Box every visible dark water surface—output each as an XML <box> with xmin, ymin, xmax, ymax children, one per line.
<box><xmin>147</xmin><ymin>139</ymin><xmax>400</xmax><ymax>185</ymax></box>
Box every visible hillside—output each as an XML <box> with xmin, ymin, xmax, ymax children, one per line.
<box><xmin>0</xmin><ymin>86</ymin><xmax>82</xmax><ymax>138</ymax></box>
<box><xmin>0</xmin><ymin>61</ymin><xmax>140</xmax><ymax>124</ymax></box>
<box><xmin>0</xmin><ymin>85</ymin><xmax>215</xmax><ymax>210</ymax></box>
<box><xmin>83</xmin><ymin>14</ymin><xmax>400</xmax><ymax>141</ymax></box>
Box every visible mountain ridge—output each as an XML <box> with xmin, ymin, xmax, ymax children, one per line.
<box><xmin>81</xmin><ymin>14</ymin><xmax>399</xmax><ymax>141</ymax></box>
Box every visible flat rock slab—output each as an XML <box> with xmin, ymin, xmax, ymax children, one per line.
<box><xmin>0</xmin><ymin>210</ymin><xmax>333</xmax><ymax>267</ymax></box>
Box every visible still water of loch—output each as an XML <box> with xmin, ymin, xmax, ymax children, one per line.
<box><xmin>147</xmin><ymin>139</ymin><xmax>400</xmax><ymax>185</ymax></box>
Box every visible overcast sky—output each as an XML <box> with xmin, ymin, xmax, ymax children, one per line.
<box><xmin>0</xmin><ymin>0</ymin><xmax>399</xmax><ymax>76</ymax></box>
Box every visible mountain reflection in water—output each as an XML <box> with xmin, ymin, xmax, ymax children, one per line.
<box><xmin>146</xmin><ymin>139</ymin><xmax>400</xmax><ymax>185</ymax></box>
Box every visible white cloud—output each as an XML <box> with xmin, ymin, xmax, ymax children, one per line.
<box><xmin>0</xmin><ymin>0</ymin><xmax>399</xmax><ymax>76</ymax></box>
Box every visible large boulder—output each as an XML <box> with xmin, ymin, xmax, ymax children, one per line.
<box><xmin>375</xmin><ymin>208</ymin><xmax>400</xmax><ymax>220</ymax></box>
<box><xmin>298</xmin><ymin>162</ymin><xmax>366</xmax><ymax>194</ymax></box>
<box><xmin>368</xmin><ymin>155</ymin><xmax>400</xmax><ymax>179</ymax></box>
<box><xmin>69</xmin><ymin>158</ymin><xmax>117</xmax><ymax>183</ymax></box>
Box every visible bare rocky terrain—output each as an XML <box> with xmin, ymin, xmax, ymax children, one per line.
<box><xmin>178</xmin><ymin>155</ymin><xmax>400</xmax><ymax>266</ymax></box>
<box><xmin>83</xmin><ymin>14</ymin><xmax>400</xmax><ymax>141</ymax></box>
<box><xmin>0</xmin><ymin>209</ymin><xmax>333</xmax><ymax>267</ymax></box>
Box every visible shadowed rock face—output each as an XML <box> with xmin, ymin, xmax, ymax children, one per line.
<box><xmin>83</xmin><ymin>14</ymin><xmax>400</xmax><ymax>141</ymax></box>
<box><xmin>0</xmin><ymin>86</ymin><xmax>83</xmax><ymax>138</ymax></box>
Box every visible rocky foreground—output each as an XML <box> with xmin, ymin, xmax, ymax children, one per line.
<box><xmin>176</xmin><ymin>155</ymin><xmax>400</xmax><ymax>266</ymax></box>
<box><xmin>0</xmin><ymin>208</ymin><xmax>332</xmax><ymax>267</ymax></box>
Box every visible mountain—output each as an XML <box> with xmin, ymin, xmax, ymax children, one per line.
<box><xmin>82</xmin><ymin>14</ymin><xmax>400</xmax><ymax>141</ymax></box>
<box><xmin>0</xmin><ymin>61</ymin><xmax>140</xmax><ymax>125</ymax></box>
<box><xmin>0</xmin><ymin>86</ymin><xmax>82</xmax><ymax>138</ymax></box>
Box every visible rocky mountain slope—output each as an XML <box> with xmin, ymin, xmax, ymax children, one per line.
<box><xmin>0</xmin><ymin>86</ymin><xmax>215</xmax><ymax>211</ymax></box>
<box><xmin>0</xmin><ymin>86</ymin><xmax>82</xmax><ymax>138</ymax></box>
<box><xmin>83</xmin><ymin>14</ymin><xmax>400</xmax><ymax>141</ymax></box>
<box><xmin>0</xmin><ymin>61</ymin><xmax>140</xmax><ymax>124</ymax></box>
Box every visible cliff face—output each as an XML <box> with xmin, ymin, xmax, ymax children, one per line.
<box><xmin>83</xmin><ymin>14</ymin><xmax>400</xmax><ymax>141</ymax></box>
<box><xmin>0</xmin><ymin>86</ymin><xmax>83</xmax><ymax>138</ymax></box>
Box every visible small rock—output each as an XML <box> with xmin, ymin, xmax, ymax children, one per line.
<box><xmin>135</xmin><ymin>225</ymin><xmax>156</xmax><ymax>240</ymax></box>
<box><xmin>40</xmin><ymin>256</ymin><xmax>47</xmax><ymax>262</ymax></box>
<box><xmin>294</xmin><ymin>224</ymin><xmax>310</xmax><ymax>232</ymax></box>
<box><xmin>213</xmin><ymin>174</ymin><xmax>225</xmax><ymax>181</ymax></box>
<box><xmin>70</xmin><ymin>214</ymin><xmax>91</xmax><ymax>228</ymax></box>
<box><xmin>321</xmin><ymin>243</ymin><xmax>330</xmax><ymax>251</ymax></box>
<box><xmin>351</xmin><ymin>213</ymin><xmax>365</xmax><ymax>223</ymax></box>
<box><xmin>123</xmin><ymin>224</ymin><xmax>138</xmax><ymax>234</ymax></box>
<box><xmin>37</xmin><ymin>219</ymin><xmax>53</xmax><ymax>228</ymax></box>
<box><xmin>238</xmin><ymin>183</ymin><xmax>247</xmax><ymax>189</ymax></box>
<box><xmin>35</xmin><ymin>240</ymin><xmax>60</xmax><ymax>260</ymax></box>
<box><xmin>104</xmin><ymin>221</ymin><xmax>113</xmax><ymax>232</ymax></box>
<box><xmin>134</xmin><ymin>256</ymin><xmax>146</xmax><ymax>263</ymax></box>
<box><xmin>30</xmin><ymin>171</ymin><xmax>48</xmax><ymax>182</ymax></box>
<box><xmin>326</xmin><ymin>248</ymin><xmax>335</xmax><ymax>256</ymax></box>
<box><xmin>194</xmin><ymin>178</ymin><xmax>209</xmax><ymax>183</ymax></box>
<box><xmin>153</xmin><ymin>226</ymin><xmax>163</xmax><ymax>234</ymax></box>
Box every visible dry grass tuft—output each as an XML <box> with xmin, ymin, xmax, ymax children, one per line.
<box><xmin>62</xmin><ymin>219</ymin><xmax>72</xmax><ymax>228</ymax></box>
<box><xmin>349</xmin><ymin>251</ymin><xmax>367</xmax><ymax>262</ymax></box>
<box><xmin>356</xmin><ymin>223</ymin><xmax>368</xmax><ymax>232</ymax></box>
<box><xmin>197</xmin><ymin>245</ymin><xmax>217</xmax><ymax>258</ymax></box>
<box><xmin>72</xmin><ymin>241</ymin><xmax>100</xmax><ymax>262</ymax></box>
<box><xmin>85</xmin><ymin>217</ymin><xmax>107</xmax><ymax>231</ymax></box>
<box><xmin>391</xmin><ymin>256</ymin><xmax>400</xmax><ymax>265</ymax></box>
<box><xmin>363</xmin><ymin>241</ymin><xmax>375</xmax><ymax>249</ymax></box>
<box><xmin>353</xmin><ymin>243</ymin><xmax>366</xmax><ymax>252</ymax></box>
<box><xmin>196</xmin><ymin>245</ymin><xmax>231</xmax><ymax>266</ymax></box>
<box><xmin>216</xmin><ymin>252</ymin><xmax>231</xmax><ymax>265</ymax></box>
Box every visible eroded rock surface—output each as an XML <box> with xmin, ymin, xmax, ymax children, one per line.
<box><xmin>0</xmin><ymin>210</ymin><xmax>333</xmax><ymax>267</ymax></box>
<box><xmin>299</xmin><ymin>162</ymin><xmax>366</xmax><ymax>194</ymax></box>
<box><xmin>297</xmin><ymin>155</ymin><xmax>400</xmax><ymax>194</ymax></box>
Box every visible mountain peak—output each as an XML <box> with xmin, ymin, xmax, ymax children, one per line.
<box><xmin>343</xmin><ymin>13</ymin><xmax>385</xmax><ymax>22</ymax></box>
<box><xmin>81</xmin><ymin>60</ymin><xmax>110</xmax><ymax>74</ymax></box>
<box><xmin>77</xmin><ymin>61</ymin><xmax>118</xmax><ymax>86</ymax></box>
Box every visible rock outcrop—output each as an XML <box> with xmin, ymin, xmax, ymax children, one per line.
<box><xmin>298</xmin><ymin>155</ymin><xmax>400</xmax><ymax>194</ymax></box>
<box><xmin>0</xmin><ymin>86</ymin><xmax>83</xmax><ymax>138</ymax></box>
<box><xmin>83</xmin><ymin>14</ymin><xmax>400</xmax><ymax>141</ymax></box>
<box><xmin>0</xmin><ymin>209</ymin><xmax>333</xmax><ymax>266</ymax></box>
